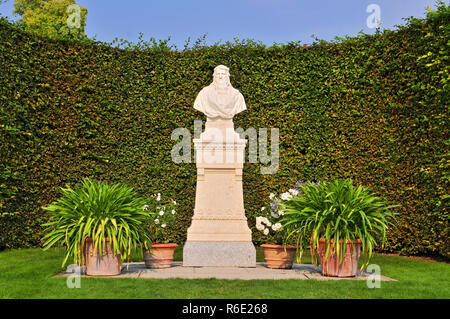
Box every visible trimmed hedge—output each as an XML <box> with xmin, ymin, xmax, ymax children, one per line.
<box><xmin>0</xmin><ymin>6</ymin><xmax>448</xmax><ymax>257</ymax></box>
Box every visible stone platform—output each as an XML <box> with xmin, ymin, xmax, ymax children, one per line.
<box><xmin>55</xmin><ymin>262</ymin><xmax>396</xmax><ymax>281</ymax></box>
<box><xmin>183</xmin><ymin>241</ymin><xmax>256</xmax><ymax>267</ymax></box>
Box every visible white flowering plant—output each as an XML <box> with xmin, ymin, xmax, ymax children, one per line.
<box><xmin>141</xmin><ymin>193</ymin><xmax>178</xmax><ymax>244</ymax></box>
<box><xmin>254</xmin><ymin>183</ymin><xmax>304</xmax><ymax>245</ymax></box>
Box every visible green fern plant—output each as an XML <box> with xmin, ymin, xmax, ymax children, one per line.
<box><xmin>41</xmin><ymin>177</ymin><xmax>153</xmax><ymax>267</ymax></box>
<box><xmin>280</xmin><ymin>179</ymin><xmax>398</xmax><ymax>270</ymax></box>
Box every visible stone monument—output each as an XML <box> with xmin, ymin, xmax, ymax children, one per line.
<box><xmin>183</xmin><ymin>65</ymin><xmax>256</xmax><ymax>267</ymax></box>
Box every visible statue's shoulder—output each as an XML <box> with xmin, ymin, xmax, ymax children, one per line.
<box><xmin>231</xmin><ymin>86</ymin><xmax>244</xmax><ymax>98</ymax></box>
<box><xmin>228</xmin><ymin>85</ymin><xmax>239</xmax><ymax>92</ymax></box>
<box><xmin>194</xmin><ymin>86</ymin><xmax>207</xmax><ymax>100</ymax></box>
<box><xmin>197</xmin><ymin>85</ymin><xmax>212</xmax><ymax>95</ymax></box>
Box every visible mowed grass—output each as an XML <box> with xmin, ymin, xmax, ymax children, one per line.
<box><xmin>0</xmin><ymin>246</ymin><xmax>449</xmax><ymax>299</ymax></box>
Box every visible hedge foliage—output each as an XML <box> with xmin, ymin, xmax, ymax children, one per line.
<box><xmin>0</xmin><ymin>5</ymin><xmax>448</xmax><ymax>257</ymax></box>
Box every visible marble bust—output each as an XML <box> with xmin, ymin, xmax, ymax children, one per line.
<box><xmin>193</xmin><ymin>65</ymin><xmax>246</xmax><ymax>120</ymax></box>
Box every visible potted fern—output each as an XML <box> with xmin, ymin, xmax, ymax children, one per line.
<box><xmin>280</xmin><ymin>179</ymin><xmax>398</xmax><ymax>277</ymax></box>
<box><xmin>41</xmin><ymin>178</ymin><xmax>153</xmax><ymax>276</ymax></box>
<box><xmin>141</xmin><ymin>193</ymin><xmax>178</xmax><ymax>268</ymax></box>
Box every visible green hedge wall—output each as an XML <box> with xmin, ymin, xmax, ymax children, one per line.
<box><xmin>0</xmin><ymin>6</ymin><xmax>448</xmax><ymax>257</ymax></box>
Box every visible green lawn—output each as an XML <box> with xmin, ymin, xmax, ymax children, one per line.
<box><xmin>0</xmin><ymin>246</ymin><xmax>449</xmax><ymax>299</ymax></box>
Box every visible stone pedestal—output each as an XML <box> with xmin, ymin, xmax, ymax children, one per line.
<box><xmin>183</xmin><ymin>119</ymin><xmax>256</xmax><ymax>267</ymax></box>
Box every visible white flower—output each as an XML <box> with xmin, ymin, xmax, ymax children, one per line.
<box><xmin>289</xmin><ymin>189</ymin><xmax>299</xmax><ymax>196</ymax></box>
<box><xmin>171</xmin><ymin>209</ymin><xmax>176</xmax><ymax>215</ymax></box>
<box><xmin>281</xmin><ymin>192</ymin><xmax>293</xmax><ymax>201</ymax></box>
<box><xmin>159</xmin><ymin>211</ymin><xmax>164</xmax><ymax>216</ymax></box>
<box><xmin>261</xmin><ymin>207</ymin><xmax>265</xmax><ymax>211</ymax></box>
<box><xmin>141</xmin><ymin>204</ymin><xmax>149</xmax><ymax>211</ymax></box>
<box><xmin>271</xmin><ymin>211</ymin><xmax>280</xmax><ymax>219</ymax></box>
<box><xmin>263</xmin><ymin>228</ymin><xmax>269</xmax><ymax>235</ymax></box>
<box><xmin>154</xmin><ymin>219</ymin><xmax>159</xmax><ymax>224</ymax></box>
<box><xmin>278</xmin><ymin>210</ymin><xmax>285</xmax><ymax>216</ymax></box>
<box><xmin>172</xmin><ymin>200</ymin><xmax>177</xmax><ymax>205</ymax></box>
<box><xmin>272</xmin><ymin>223</ymin><xmax>282</xmax><ymax>231</ymax></box>
<box><xmin>262</xmin><ymin>217</ymin><xmax>271</xmax><ymax>226</ymax></box>
<box><xmin>156</xmin><ymin>193</ymin><xmax>161</xmax><ymax>201</ymax></box>
<box><xmin>269</xmin><ymin>193</ymin><xmax>275</xmax><ymax>200</ymax></box>
<box><xmin>161</xmin><ymin>224</ymin><xmax>166</xmax><ymax>228</ymax></box>
<box><xmin>255</xmin><ymin>216</ymin><xmax>268</xmax><ymax>232</ymax></box>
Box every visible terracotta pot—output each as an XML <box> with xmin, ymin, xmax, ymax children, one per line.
<box><xmin>261</xmin><ymin>244</ymin><xmax>296</xmax><ymax>269</ymax></box>
<box><xmin>317</xmin><ymin>238</ymin><xmax>362</xmax><ymax>277</ymax></box>
<box><xmin>144</xmin><ymin>243</ymin><xmax>178</xmax><ymax>268</ymax></box>
<box><xmin>83</xmin><ymin>238</ymin><xmax>122</xmax><ymax>276</ymax></box>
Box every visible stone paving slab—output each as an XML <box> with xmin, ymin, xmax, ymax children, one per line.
<box><xmin>54</xmin><ymin>262</ymin><xmax>396</xmax><ymax>281</ymax></box>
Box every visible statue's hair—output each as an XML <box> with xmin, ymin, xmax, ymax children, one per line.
<box><xmin>214</xmin><ymin>65</ymin><xmax>230</xmax><ymax>76</ymax></box>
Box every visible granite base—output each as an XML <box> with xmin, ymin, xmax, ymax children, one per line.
<box><xmin>183</xmin><ymin>241</ymin><xmax>256</xmax><ymax>267</ymax></box>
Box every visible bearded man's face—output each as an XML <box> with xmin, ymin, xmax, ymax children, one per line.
<box><xmin>214</xmin><ymin>69</ymin><xmax>229</xmax><ymax>89</ymax></box>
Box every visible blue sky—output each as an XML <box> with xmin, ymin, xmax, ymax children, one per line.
<box><xmin>0</xmin><ymin>0</ymin><xmax>441</xmax><ymax>48</ymax></box>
